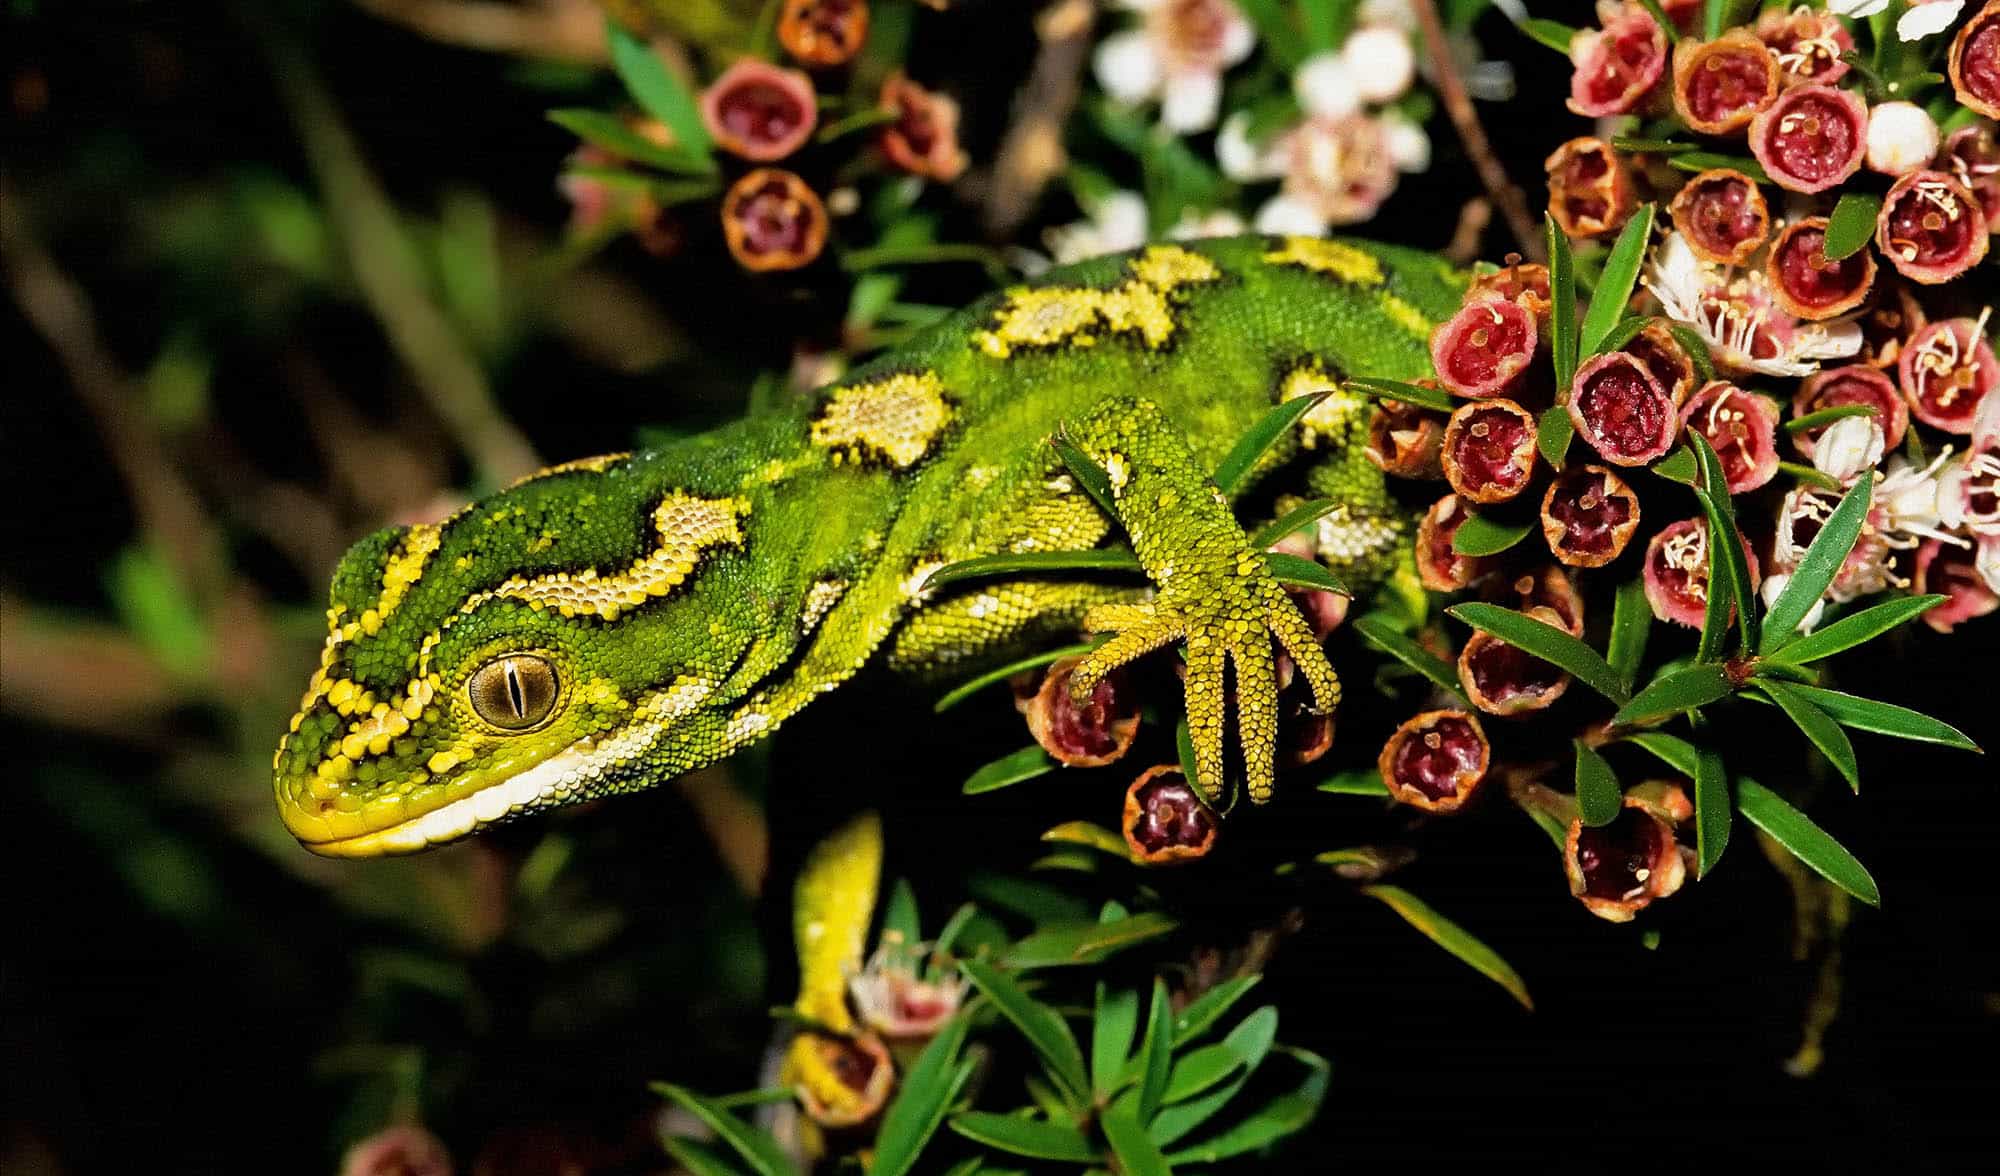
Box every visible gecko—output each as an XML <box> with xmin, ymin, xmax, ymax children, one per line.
<box><xmin>272</xmin><ymin>235</ymin><xmax>1464</xmax><ymax>858</ymax></box>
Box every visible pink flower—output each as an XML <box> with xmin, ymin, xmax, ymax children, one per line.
<box><xmin>700</xmin><ymin>60</ymin><xmax>817</xmax><ymax>163</ymax></box>
<box><xmin>1568</xmin><ymin>4</ymin><xmax>1668</xmax><ymax>117</ymax></box>
<box><xmin>341</xmin><ymin>1125</ymin><xmax>452</xmax><ymax>1176</ymax></box>
<box><xmin>1095</xmin><ymin>0</ymin><xmax>1256</xmax><ymax>133</ymax></box>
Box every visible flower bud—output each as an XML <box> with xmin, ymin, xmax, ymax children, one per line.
<box><xmin>1625</xmin><ymin>319</ymin><xmax>1698</xmax><ymax>406</ymax></box>
<box><xmin>795</xmin><ymin>1031</ymin><xmax>895</xmax><ymax>1128</ymax></box>
<box><xmin>1295</xmin><ymin>52</ymin><xmax>1361</xmax><ymax>118</ymax></box>
<box><xmin>1366</xmin><ymin>397</ymin><xmax>1448</xmax><ymax>478</ymax></box>
<box><xmin>1546</xmin><ymin>137</ymin><xmax>1637</xmax><ymax>238</ymax></box>
<box><xmin>1759</xmin><ymin>572</ymin><xmax>1826</xmax><ymax>635</ymax></box>
<box><xmin>1794</xmin><ymin>364</ymin><xmax>1908</xmax><ymax>455</ymax></box>
<box><xmin>1486</xmin><ymin>565</ymin><xmax>1587</xmax><ymax>636</ymax></box>
<box><xmin>1025</xmin><ymin>657</ymin><xmax>1140</xmax><ymax>768</ymax></box>
<box><xmin>1671</xmin><ymin>30</ymin><xmax>1779</xmax><ymax>136</ymax></box>
<box><xmin>1567</xmin><ymin>7</ymin><xmax>1668</xmax><ymax>117</ymax></box>
<box><xmin>1809</xmin><ymin>415</ymin><xmax>1886</xmax><ymax>484</ymax></box>
<box><xmin>1430</xmin><ymin>297</ymin><xmax>1539</xmax><ymax>399</ymax></box>
<box><xmin>879</xmin><ymin>73</ymin><xmax>968</xmax><ymax>182</ymax></box>
<box><xmin>1415</xmin><ymin>493</ymin><xmax>1496</xmax><ymax>590</ymax></box>
<box><xmin>1668</xmin><ymin>167</ymin><xmax>1770</xmax><ymax>266</ymax></box>
<box><xmin>1866</xmin><ymin>100</ymin><xmax>1940</xmax><ymax>175</ymax></box>
<box><xmin>1766</xmin><ymin>217</ymin><xmax>1876</xmax><ymax>322</ymax></box>
<box><xmin>1564</xmin><ymin>784</ymin><xmax>1693</xmax><ymax>923</ymax></box>
<box><xmin>1343</xmin><ymin>24</ymin><xmax>1416</xmax><ymax>103</ymax></box>
<box><xmin>1458</xmin><ymin>610</ymin><xmax>1573</xmax><ymax>716</ymax></box>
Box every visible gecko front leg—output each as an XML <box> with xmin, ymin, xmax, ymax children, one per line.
<box><xmin>1061</xmin><ymin>396</ymin><xmax>1341</xmax><ymax>803</ymax></box>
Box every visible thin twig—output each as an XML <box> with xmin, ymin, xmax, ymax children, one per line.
<box><xmin>352</xmin><ymin>0</ymin><xmax>607</xmax><ymax>62</ymax></box>
<box><xmin>981</xmin><ymin>0</ymin><xmax>1095</xmax><ymax>239</ymax></box>
<box><xmin>1413</xmin><ymin>0</ymin><xmax>1544</xmax><ymax>263</ymax></box>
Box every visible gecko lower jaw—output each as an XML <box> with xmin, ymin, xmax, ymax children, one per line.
<box><xmin>298</xmin><ymin>739</ymin><xmax>600</xmax><ymax>857</ymax></box>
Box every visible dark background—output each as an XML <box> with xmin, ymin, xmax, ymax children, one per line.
<box><xmin>5</xmin><ymin>1</ymin><xmax>1996</xmax><ymax>1171</ymax></box>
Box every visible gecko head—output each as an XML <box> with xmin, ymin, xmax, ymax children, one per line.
<box><xmin>272</xmin><ymin>455</ymin><xmax>767</xmax><ymax>857</ymax></box>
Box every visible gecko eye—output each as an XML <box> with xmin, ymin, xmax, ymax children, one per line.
<box><xmin>467</xmin><ymin>654</ymin><xmax>560</xmax><ymax>730</ymax></box>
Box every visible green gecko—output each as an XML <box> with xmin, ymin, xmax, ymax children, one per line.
<box><xmin>273</xmin><ymin>235</ymin><xmax>1464</xmax><ymax>857</ymax></box>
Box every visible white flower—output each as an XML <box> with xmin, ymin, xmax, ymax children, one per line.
<box><xmin>1169</xmin><ymin>207</ymin><xmax>1248</xmax><ymax>239</ymax></box>
<box><xmin>1252</xmin><ymin>114</ymin><xmax>1398</xmax><ymax>235</ymax></box>
<box><xmin>1380</xmin><ymin>110</ymin><xmax>1431</xmax><ymax>173</ymax></box>
<box><xmin>1877</xmin><ymin>450</ymin><xmax>1959</xmax><ymax>541</ymax></box>
<box><xmin>1867</xmin><ymin>101</ymin><xmax>1941</xmax><ymax>174</ymax></box>
<box><xmin>1216</xmin><ymin>111</ymin><xmax>1289</xmax><ymax>180</ymax></box>
<box><xmin>1760</xmin><ymin>573</ymin><xmax>1827</xmax><ymax>635</ymax></box>
<box><xmin>1812</xmin><ymin>416</ymin><xmax>1886</xmax><ymax>484</ymax></box>
<box><xmin>848</xmin><ymin>936</ymin><xmax>967</xmax><ymax>1039</ymax></box>
<box><xmin>1644</xmin><ymin>231</ymin><xmax>1863</xmax><ymax>378</ymax></box>
<box><xmin>1939</xmin><ymin>446</ymin><xmax>2000</xmax><ymax>533</ymax></box>
<box><xmin>1093</xmin><ymin>0</ymin><xmax>1256</xmax><ymax>134</ymax></box>
<box><xmin>1255</xmin><ymin>192</ymin><xmax>1337</xmax><ymax>235</ymax></box>
<box><xmin>1045</xmin><ymin>189</ymin><xmax>1150</xmax><ymax>263</ymax></box>
<box><xmin>1295</xmin><ymin>52</ymin><xmax>1361</xmax><ymax>119</ymax></box>
<box><xmin>1359</xmin><ymin>0</ymin><xmax>1419</xmax><ymax>30</ymax></box>
<box><xmin>1977</xmin><ymin>533</ymin><xmax>2000</xmax><ymax>593</ymax></box>
<box><xmin>1343</xmin><ymin>25</ymin><xmax>1417</xmax><ymax>103</ymax></box>
<box><xmin>1897</xmin><ymin>0</ymin><xmax>1964</xmax><ymax>41</ymax></box>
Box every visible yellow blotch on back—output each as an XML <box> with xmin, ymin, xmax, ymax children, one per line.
<box><xmin>810</xmin><ymin>371</ymin><xmax>954</xmax><ymax>469</ymax></box>
<box><xmin>363</xmin><ymin>524</ymin><xmax>442</xmax><ymax>635</ymax></box>
<box><xmin>507</xmin><ymin>452</ymin><xmax>631</xmax><ymax>488</ymax></box>
<box><xmin>1262</xmin><ymin>238</ymin><xmax>1385</xmax><ymax>286</ymax></box>
<box><xmin>481</xmin><ymin>491</ymin><xmax>746</xmax><ymax>621</ymax></box>
<box><xmin>1280</xmin><ymin>361</ymin><xmax>1373</xmax><ymax>450</ymax></box>
<box><xmin>974</xmin><ymin>244</ymin><xmax>1222</xmax><ymax>358</ymax></box>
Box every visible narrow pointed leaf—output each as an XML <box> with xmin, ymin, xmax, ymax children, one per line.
<box><xmin>1548</xmin><ymin>215</ymin><xmax>1579</xmax><ymax>396</ymax></box>
<box><xmin>957</xmin><ymin>959</ymin><xmax>1089</xmax><ymax>1105</ymax></box>
<box><xmin>1050</xmin><ymin>429</ymin><xmax>1120</xmax><ymax>518</ymax></box>
<box><xmin>1652</xmin><ymin>446</ymin><xmax>1697</xmax><ymax>485</ymax></box>
<box><xmin>1171</xmin><ymin>976</ymin><xmax>1261</xmax><ymax>1048</ymax></box>
<box><xmin>1316</xmin><ymin>768</ymin><xmax>1390</xmax><ymax>796</ymax></box>
<box><xmin>1214</xmin><ymin>391</ymin><xmax>1330</xmax><ymax>495</ymax></box>
<box><xmin>1703</xmin><ymin>0</ymin><xmax>1726</xmax><ymax>39</ymax></box>
<box><xmin>1620</xmin><ymin>730</ymin><xmax>1699</xmax><ymax>776</ymax></box>
<box><xmin>1447</xmin><ymin>602</ymin><xmax>1630</xmax><ymax>703</ymax></box>
<box><xmin>1777</xmin><ymin>596</ymin><xmax>1948</xmax><ymax>668</ymax></box>
<box><xmin>1737</xmin><ymin>778</ymin><xmax>1881</xmax><ymax>906</ymax></box>
<box><xmin>1666</xmin><ymin>323</ymin><xmax>1716</xmax><ymax>382</ymax></box>
<box><xmin>1635</xmin><ymin>0</ymin><xmax>1682</xmax><ymax>41</ymax></box>
<box><xmin>1003</xmin><ymin>913</ymin><xmax>1178</xmax><ymax>970</ymax></box>
<box><xmin>1161</xmin><ymin>1040</ymin><xmax>1245</xmax><ymax>1104</ymax></box>
<box><xmin>1164</xmin><ymin>1047</ymin><xmax>1329</xmax><ymax>1165</ymax></box>
<box><xmin>1693</xmin><ymin>742</ymin><xmax>1730</xmax><ymax>877</ymax></box>
<box><xmin>1783</xmin><ymin>403</ymin><xmax>1879</xmax><ymax>434</ymax></box>
<box><xmin>654</xmin><ymin>1085</ymin><xmax>797</xmax><ymax>1176</ymax></box>
<box><xmin>1781</xmin><ymin>460</ymin><xmax>1843</xmax><ymax>491</ymax></box>
<box><xmin>1265</xmin><ymin>551</ymin><xmax>1351</xmax><ymax>596</ymax></box>
<box><xmin>1342</xmin><ymin>375</ymin><xmax>1457</xmax><ymax>413</ymax></box>
<box><xmin>1250</xmin><ymin>496</ymin><xmax>1341</xmax><ymax>549</ymax></box>
<box><xmin>883</xmin><ymin>878</ymin><xmax>920</xmax><ymax>947</ymax></box>
<box><xmin>1756</xmin><ymin>679</ymin><xmax>1861</xmax><ymax>791</ymax></box>
<box><xmin>935</xmin><ymin>641</ymin><xmax>1099</xmax><ymax>712</ymax></box>
<box><xmin>1823</xmin><ymin>192</ymin><xmax>1882</xmax><ymax>261</ymax></box>
<box><xmin>1519</xmin><ymin>17</ymin><xmax>1581</xmax><ymax>55</ymax></box>
<box><xmin>1537</xmin><ymin>402</ymin><xmax>1574</xmax><ymax>467</ymax></box>
<box><xmin>1594</xmin><ymin>314</ymin><xmax>1654</xmax><ymax>356</ymax></box>
<box><xmin>1769</xmin><ymin>683</ymin><xmax>1981</xmax><ymax>751</ymax></box>
<box><xmin>605</xmin><ymin>21</ymin><xmax>714</xmax><ymax>168</ymax></box>
<box><xmin>1135</xmin><ymin>978</ymin><xmax>1173</xmax><ymax>1121</ymax></box>
<box><xmin>1148</xmin><ymin>1007</ymin><xmax>1281</xmax><ymax>1146</ymax></box>
<box><xmin>1581</xmin><ymin>204</ymin><xmax>1657</xmax><ymax>355</ymax></box>
<box><xmin>1761</xmin><ymin>476</ymin><xmax>1872</xmax><ymax>653</ymax></box>
<box><xmin>962</xmin><ymin>745</ymin><xmax>1056</xmax><ymax>794</ymax></box>
<box><xmin>948</xmin><ymin>1113</ymin><xmax>1098</xmax><ymax>1163</ymax></box>
<box><xmin>1360</xmin><ymin>885</ymin><xmax>1532</xmax><ymax>1009</ymax></box>
<box><xmin>1450</xmin><ymin>511</ymin><xmax>1535</xmax><ymax>557</ymax></box>
<box><xmin>1042</xmin><ymin>820</ymin><xmax>1132</xmax><ymax>859</ymax></box>
<box><xmin>547</xmin><ymin>109</ymin><xmax>712</xmax><ymax>174</ymax></box>
<box><xmin>871</xmin><ymin>1016</ymin><xmax>976</xmax><ymax>1176</ymax></box>
<box><xmin>1690</xmin><ymin>434</ymin><xmax>1759</xmax><ymax>651</ymax></box>
<box><xmin>1606</xmin><ymin>576</ymin><xmax>1652</xmax><ymax>689</ymax></box>
<box><xmin>1101</xmin><ymin>1106</ymin><xmax>1173</xmax><ymax>1176</ymax></box>
<box><xmin>1695</xmin><ymin>521</ymin><xmax>1734</xmax><ymax>664</ymax></box>
<box><xmin>660</xmin><ymin>1136</ymin><xmax>755</xmax><ymax>1176</ymax></box>
<box><xmin>1613</xmin><ymin>663</ymin><xmax>1732</xmax><ymax>725</ymax></box>
<box><xmin>1353</xmin><ymin>614</ymin><xmax>1466</xmax><ymax>701</ymax></box>
<box><xmin>1574</xmin><ymin>741</ymin><xmax>1623</xmax><ymax>826</ymax></box>
<box><xmin>924</xmin><ymin>548</ymin><xmax>1142</xmax><ymax>592</ymax></box>
<box><xmin>1668</xmin><ymin>152</ymin><xmax>1771</xmax><ymax>183</ymax></box>
<box><xmin>1092</xmin><ymin>985</ymin><xmax>1139</xmax><ymax>1097</ymax></box>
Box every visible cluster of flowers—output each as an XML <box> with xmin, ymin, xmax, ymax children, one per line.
<box><xmin>563</xmin><ymin>0</ymin><xmax>966</xmax><ymax>271</ymax></box>
<box><xmin>1047</xmin><ymin>0</ymin><xmax>1439</xmax><ymax>261</ymax></box>
<box><xmin>1543</xmin><ymin>0</ymin><xmax>1999</xmax><ymax>626</ymax></box>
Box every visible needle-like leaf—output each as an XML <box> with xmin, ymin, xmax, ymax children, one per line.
<box><xmin>1213</xmin><ymin>391</ymin><xmax>1331</xmax><ymax>495</ymax></box>
<box><xmin>1756</xmin><ymin>679</ymin><xmax>1861</xmax><ymax>791</ymax></box>
<box><xmin>1760</xmin><ymin>476</ymin><xmax>1872</xmax><ymax>653</ymax></box>
<box><xmin>1581</xmin><ymin>204</ymin><xmax>1657</xmax><ymax>356</ymax></box>
<box><xmin>1736</xmin><ymin>778</ymin><xmax>1882</xmax><ymax>906</ymax></box>
<box><xmin>1447</xmin><ymin>602</ymin><xmax>1631</xmax><ymax>703</ymax></box>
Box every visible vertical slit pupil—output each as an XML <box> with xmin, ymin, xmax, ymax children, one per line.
<box><xmin>505</xmin><ymin>660</ymin><xmax>526</xmax><ymax>719</ymax></box>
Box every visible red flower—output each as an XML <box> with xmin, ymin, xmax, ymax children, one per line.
<box><xmin>1568</xmin><ymin>4</ymin><xmax>1669</xmax><ymax>117</ymax></box>
<box><xmin>1365</xmin><ymin>396</ymin><xmax>1448</xmax><ymax>479</ymax></box>
<box><xmin>1753</xmin><ymin>5</ymin><xmax>1852</xmax><ymax>88</ymax></box>
<box><xmin>1546</xmin><ymin>136</ymin><xmax>1638</xmax><ymax>238</ymax></box>
<box><xmin>796</xmin><ymin>1031</ymin><xmax>895</xmax><ymax>1127</ymax></box>
<box><xmin>1023</xmin><ymin>656</ymin><xmax>1139</xmax><ymax>768</ymax></box>
<box><xmin>1671</xmin><ymin>30</ymin><xmax>1779</xmax><ymax>136</ymax></box>
<box><xmin>1487</xmin><ymin>564</ymin><xmax>1587</xmax><ymax>636</ymax></box>
<box><xmin>878</xmin><ymin>72</ymin><xmax>968</xmax><ymax>182</ymax></box>
<box><xmin>720</xmin><ymin>168</ymin><xmax>829</xmax><ymax>272</ymax></box>
<box><xmin>1378</xmin><ymin>709</ymin><xmax>1490</xmax><ymax>813</ymax></box>
<box><xmin>1915</xmin><ymin>537</ymin><xmax>1999</xmax><ymax>631</ymax></box>
<box><xmin>1950</xmin><ymin>0</ymin><xmax>2000</xmax><ymax>120</ymax></box>
<box><xmin>700</xmin><ymin>60</ymin><xmax>818</xmax><ymax>162</ymax></box>
<box><xmin>1766</xmin><ymin>216</ymin><xmax>1875</xmax><ymax>322</ymax></box>
<box><xmin>1569</xmin><ymin>351</ymin><xmax>1679</xmax><ymax>466</ymax></box>
<box><xmin>1564</xmin><ymin>783</ymin><xmax>1693</xmax><ymax>923</ymax></box>
<box><xmin>1122</xmin><ymin>765</ymin><xmax>1218</xmax><ymax>865</ymax></box>
<box><xmin>1668</xmin><ymin>167</ymin><xmax>1770</xmax><ymax>266</ymax></box>
<box><xmin>1429</xmin><ymin>297</ymin><xmax>1539</xmax><ymax>399</ymax></box>
<box><xmin>1644</xmin><ymin>516</ymin><xmax>1760</xmax><ymax>627</ymax></box>
<box><xmin>780</xmin><ymin>0</ymin><xmax>870</xmax><ymax>68</ymax></box>
<box><xmin>1749</xmin><ymin>84</ymin><xmax>1867</xmax><ymax>195</ymax></box>
<box><xmin>1441</xmin><ymin>399</ymin><xmax>1538</xmax><ymax>503</ymax></box>
<box><xmin>1540</xmin><ymin>464</ymin><xmax>1641</xmax><ymax>568</ymax></box>
<box><xmin>1465</xmin><ymin>257</ymin><xmax>1554</xmax><ymax>327</ymax></box>
<box><xmin>1794</xmin><ymin>365</ymin><xmax>1908</xmax><ymax>457</ymax></box>
<box><xmin>1415</xmin><ymin>493</ymin><xmax>1496</xmax><ymax>591</ymax></box>
<box><xmin>1940</xmin><ymin>123</ymin><xmax>2000</xmax><ymax>234</ymax></box>
<box><xmin>1899</xmin><ymin>317</ymin><xmax>1999</xmax><ymax>435</ymax></box>
<box><xmin>1459</xmin><ymin>613</ymin><xmax>1573</xmax><ymax>716</ymax></box>
<box><xmin>1679</xmin><ymin>380</ymin><xmax>1779</xmax><ymax>494</ymax></box>
<box><xmin>1626</xmin><ymin>318</ymin><xmax>1698</xmax><ymax>406</ymax></box>
<box><xmin>1875</xmin><ymin>169</ymin><xmax>1990</xmax><ymax>285</ymax></box>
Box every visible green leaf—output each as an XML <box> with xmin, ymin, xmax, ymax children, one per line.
<box><xmin>1353</xmin><ymin>614</ymin><xmax>1466</xmax><ymax>702</ymax></box>
<box><xmin>1737</xmin><ymin>779</ymin><xmax>1882</xmax><ymax>906</ymax></box>
<box><xmin>1447</xmin><ymin>602</ymin><xmax>1631</xmax><ymax>704</ymax></box>
<box><xmin>883</xmin><ymin>878</ymin><xmax>920</xmax><ymax>948</ymax></box>
<box><xmin>1050</xmin><ymin>429</ymin><xmax>1120</xmax><ymax>519</ymax></box>
<box><xmin>1092</xmin><ymin>985</ymin><xmax>1139</xmax><ymax>1098</ymax></box>
<box><xmin>546</xmin><ymin>109</ymin><xmax>713</xmax><ymax>174</ymax></box>
<box><xmin>1762</xmin><ymin>683</ymin><xmax>1980</xmax><ymax>751</ymax></box>
<box><xmin>1548</xmin><ymin>215</ymin><xmax>1579</xmax><ymax>398</ymax></box>
<box><xmin>1164</xmin><ymin>1008</ymin><xmax>1274</xmax><ymax>1109</ymax></box>
<box><xmin>107</xmin><ymin>546</ymin><xmax>210</xmax><ymax>678</ymax></box>
<box><xmin>1537</xmin><ymin>403</ymin><xmax>1575</xmax><ymax>468</ymax></box>
<box><xmin>1250</xmin><ymin>497</ymin><xmax>1341</xmax><ymax>550</ymax></box>
<box><xmin>1135</xmin><ymin>978</ymin><xmax>1173</xmax><ymax>1121</ymax></box>
<box><xmin>1518</xmin><ymin>17</ymin><xmax>1580</xmax><ymax>55</ymax></box>
<box><xmin>1613</xmin><ymin>663</ymin><xmax>1733</xmax><ymax>725</ymax></box>
<box><xmin>924</xmin><ymin>548</ymin><xmax>1143</xmax><ymax>592</ymax></box>
<box><xmin>1693</xmin><ymin>741</ymin><xmax>1730</xmax><ymax>877</ymax></box>
<box><xmin>1611</xmin><ymin>136</ymin><xmax>1697</xmax><ymax>154</ymax></box>
<box><xmin>871</xmin><ymin>1016</ymin><xmax>976</xmax><ymax>1176</ymax></box>
<box><xmin>1574</xmin><ymin>741</ymin><xmax>1623</xmax><ymax>827</ymax></box>
<box><xmin>1757</xmin><ymin>679</ymin><xmax>1861</xmax><ymax>791</ymax></box>
<box><xmin>1634</xmin><ymin>0</ymin><xmax>1682</xmax><ymax>42</ymax></box>
<box><xmin>1360</xmin><ymin>885</ymin><xmax>1532</xmax><ymax>1010</ymax></box>
<box><xmin>1824</xmin><ymin>193</ymin><xmax>1882</xmax><ymax>261</ymax></box>
<box><xmin>1174</xmin><ymin>719</ymin><xmax>1201</xmax><ymax>798</ymax></box>
<box><xmin>948</xmin><ymin>1113</ymin><xmax>1098</xmax><ymax>1163</ymax></box>
<box><xmin>1620</xmin><ymin>730</ymin><xmax>1699</xmax><ymax>776</ymax></box>
<box><xmin>1667</xmin><ymin>324</ymin><xmax>1717</xmax><ymax>383</ymax></box>
<box><xmin>1668</xmin><ymin>152</ymin><xmax>1771</xmax><ymax>183</ymax></box>
<box><xmin>1003</xmin><ymin>913</ymin><xmax>1178</xmax><ymax>971</ymax></box>
<box><xmin>660</xmin><ymin>1136</ymin><xmax>755</xmax><ymax>1176</ymax></box>
<box><xmin>1593</xmin><ymin>314</ymin><xmax>1654</xmax><ymax>357</ymax></box>
<box><xmin>653</xmin><ymin>1085</ymin><xmax>797</xmax><ymax>1176</ymax></box>
<box><xmin>1265</xmin><ymin>552</ymin><xmax>1351</xmax><ymax>596</ymax></box>
<box><xmin>962</xmin><ymin>746</ymin><xmax>1056</xmax><ymax>795</ymax></box>
<box><xmin>1695</xmin><ymin>522</ymin><xmax>1734</xmax><ymax>664</ymax></box>
<box><xmin>1164</xmin><ymin>1046</ymin><xmax>1329</xmax><ymax>1164</ymax></box>
<box><xmin>1581</xmin><ymin>204</ymin><xmax>1657</xmax><ymax>356</ymax></box>
<box><xmin>1343</xmin><ymin>376</ymin><xmax>1457</xmax><ymax>413</ymax></box>
<box><xmin>1171</xmin><ymin>976</ymin><xmax>1261</xmax><ymax>1048</ymax></box>
<box><xmin>1780</xmin><ymin>460</ymin><xmax>1843</xmax><ymax>491</ymax></box>
<box><xmin>1042</xmin><ymin>820</ymin><xmax>1131</xmax><ymax>859</ymax></box>
<box><xmin>604</xmin><ymin>21</ymin><xmax>714</xmax><ymax>169</ymax></box>
<box><xmin>934</xmin><ymin>641</ymin><xmax>1098</xmax><ymax>713</ymax></box>
<box><xmin>1759</xmin><ymin>476</ymin><xmax>1872</xmax><ymax>653</ymax></box>
<box><xmin>1214</xmin><ymin>392</ymin><xmax>1331</xmax><ymax>495</ymax></box>
<box><xmin>1606</xmin><ymin>577</ymin><xmax>1652</xmax><ymax>689</ymax></box>
<box><xmin>1783</xmin><ymin>403</ymin><xmax>1880</xmax><ymax>434</ymax></box>
<box><xmin>1450</xmin><ymin>511</ymin><xmax>1535</xmax><ymax>557</ymax></box>
<box><xmin>1690</xmin><ymin>434</ymin><xmax>1759</xmax><ymax>652</ymax></box>
<box><xmin>958</xmin><ymin>959</ymin><xmax>1090</xmax><ymax>1105</ymax></box>
<box><xmin>1101</xmin><ymin>1106</ymin><xmax>1173</xmax><ymax>1176</ymax></box>
<box><xmin>1149</xmin><ymin>1007</ymin><xmax>1281</xmax><ymax>1146</ymax></box>
<box><xmin>1766</xmin><ymin>595</ymin><xmax>1946</xmax><ymax>665</ymax></box>
<box><xmin>1316</xmin><ymin>768</ymin><xmax>1390</xmax><ymax>796</ymax></box>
